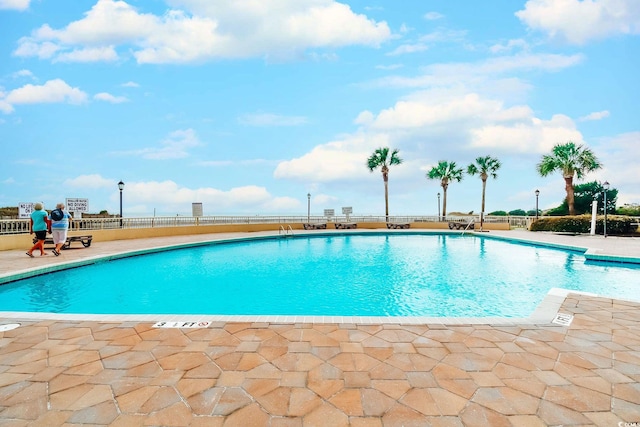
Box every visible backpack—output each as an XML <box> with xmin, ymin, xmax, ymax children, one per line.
<box><xmin>50</xmin><ymin>208</ymin><xmax>64</xmax><ymax>221</ymax></box>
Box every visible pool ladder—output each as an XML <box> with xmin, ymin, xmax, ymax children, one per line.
<box><xmin>461</xmin><ymin>219</ymin><xmax>475</xmax><ymax>236</ymax></box>
<box><xmin>279</xmin><ymin>225</ymin><xmax>294</xmax><ymax>237</ymax></box>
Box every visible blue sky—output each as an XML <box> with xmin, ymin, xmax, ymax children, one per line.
<box><xmin>1</xmin><ymin>0</ymin><xmax>639</xmax><ymax>217</ymax></box>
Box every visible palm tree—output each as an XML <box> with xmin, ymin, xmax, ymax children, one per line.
<box><xmin>467</xmin><ymin>155</ymin><xmax>501</xmax><ymax>230</ymax></box>
<box><xmin>367</xmin><ymin>147</ymin><xmax>403</xmax><ymax>222</ymax></box>
<box><xmin>536</xmin><ymin>142</ymin><xmax>602</xmax><ymax>216</ymax></box>
<box><xmin>426</xmin><ymin>161</ymin><xmax>464</xmax><ymax>219</ymax></box>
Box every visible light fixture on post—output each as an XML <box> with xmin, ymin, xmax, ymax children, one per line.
<box><xmin>307</xmin><ymin>193</ymin><xmax>311</xmax><ymax>223</ymax></box>
<box><xmin>437</xmin><ymin>192</ymin><xmax>441</xmax><ymax>222</ymax></box>
<box><xmin>535</xmin><ymin>189</ymin><xmax>540</xmax><ymax>220</ymax></box>
<box><xmin>118</xmin><ymin>180</ymin><xmax>125</xmax><ymax>228</ymax></box>
<box><xmin>603</xmin><ymin>181</ymin><xmax>609</xmax><ymax>238</ymax></box>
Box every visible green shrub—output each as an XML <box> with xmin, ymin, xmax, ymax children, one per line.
<box><xmin>489</xmin><ymin>210</ymin><xmax>508</xmax><ymax>216</ymax></box>
<box><xmin>530</xmin><ymin>215</ymin><xmax>638</xmax><ymax>235</ymax></box>
<box><xmin>617</xmin><ymin>205</ymin><xmax>640</xmax><ymax>216</ymax></box>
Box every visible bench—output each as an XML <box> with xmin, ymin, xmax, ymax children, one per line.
<box><xmin>303</xmin><ymin>223</ymin><xmax>327</xmax><ymax>230</ymax></box>
<box><xmin>33</xmin><ymin>235</ymin><xmax>93</xmax><ymax>249</ymax></box>
<box><xmin>448</xmin><ymin>222</ymin><xmax>474</xmax><ymax>231</ymax></box>
<box><xmin>387</xmin><ymin>223</ymin><xmax>410</xmax><ymax>229</ymax></box>
<box><xmin>334</xmin><ymin>222</ymin><xmax>358</xmax><ymax>229</ymax></box>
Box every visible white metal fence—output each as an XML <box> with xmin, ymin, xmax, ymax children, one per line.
<box><xmin>0</xmin><ymin>214</ymin><xmax>519</xmax><ymax>235</ymax></box>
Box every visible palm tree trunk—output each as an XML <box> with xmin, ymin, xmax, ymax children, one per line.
<box><xmin>481</xmin><ymin>178</ymin><xmax>487</xmax><ymax>230</ymax></box>
<box><xmin>564</xmin><ymin>176</ymin><xmax>575</xmax><ymax>215</ymax></box>
<box><xmin>442</xmin><ymin>188</ymin><xmax>447</xmax><ymax>219</ymax></box>
<box><xmin>384</xmin><ymin>180</ymin><xmax>389</xmax><ymax>222</ymax></box>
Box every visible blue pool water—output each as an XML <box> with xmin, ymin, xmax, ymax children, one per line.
<box><xmin>1</xmin><ymin>234</ymin><xmax>638</xmax><ymax>317</ymax></box>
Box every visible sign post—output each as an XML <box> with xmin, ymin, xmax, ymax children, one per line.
<box><xmin>342</xmin><ymin>206</ymin><xmax>353</xmax><ymax>222</ymax></box>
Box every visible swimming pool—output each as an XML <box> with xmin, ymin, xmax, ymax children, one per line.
<box><xmin>1</xmin><ymin>233</ymin><xmax>638</xmax><ymax>317</ymax></box>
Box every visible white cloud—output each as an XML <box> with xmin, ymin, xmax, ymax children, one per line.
<box><xmin>14</xmin><ymin>0</ymin><xmax>391</xmax><ymax>64</ymax></box>
<box><xmin>119</xmin><ymin>180</ymin><xmax>297</xmax><ymax>213</ymax></box>
<box><xmin>54</xmin><ymin>46</ymin><xmax>119</xmax><ymax>63</ymax></box>
<box><xmin>370</xmin><ymin>53</ymin><xmax>584</xmax><ymax>91</ymax></box>
<box><xmin>490</xmin><ymin>39</ymin><xmax>529</xmax><ymax>54</ymax></box>
<box><xmin>64</xmin><ymin>174</ymin><xmax>115</xmax><ymax>189</ymax></box>
<box><xmin>275</xmin><ymin>88</ymin><xmax>586</xmax><ymax>188</ymax></box>
<box><xmin>238</xmin><ymin>113</ymin><xmax>308</xmax><ymax>127</ymax></box>
<box><xmin>121</xmin><ymin>81</ymin><xmax>139</xmax><ymax>87</ymax></box>
<box><xmin>0</xmin><ymin>0</ymin><xmax>29</xmax><ymax>11</ymax></box>
<box><xmin>274</xmin><ymin>43</ymin><xmax>593</xmax><ymax>192</ymax></box>
<box><xmin>386</xmin><ymin>43</ymin><xmax>428</xmax><ymax>56</ymax></box>
<box><xmin>424</xmin><ymin>12</ymin><xmax>444</xmax><ymax>21</ymax></box>
<box><xmin>0</xmin><ymin>79</ymin><xmax>88</xmax><ymax>113</ymax></box>
<box><xmin>591</xmin><ymin>132</ymin><xmax>640</xmax><ymax>205</ymax></box>
<box><xmin>11</xmin><ymin>69</ymin><xmax>36</xmax><ymax>79</ymax></box>
<box><xmin>197</xmin><ymin>159</ymin><xmax>271</xmax><ymax>167</ymax></box>
<box><xmin>419</xmin><ymin>29</ymin><xmax>467</xmax><ymax>44</ymax></box>
<box><xmin>0</xmin><ymin>100</ymin><xmax>13</xmax><ymax>114</ymax></box>
<box><xmin>13</xmin><ymin>40</ymin><xmax>61</xmax><ymax>59</ymax></box>
<box><xmin>358</xmin><ymin>90</ymin><xmax>584</xmax><ymax>155</ymax></box>
<box><xmin>470</xmin><ymin>114</ymin><xmax>583</xmax><ymax>153</ymax></box>
<box><xmin>112</xmin><ymin>128</ymin><xmax>201</xmax><ymax>159</ymax></box>
<box><xmin>94</xmin><ymin>92</ymin><xmax>129</xmax><ymax>103</ymax></box>
<box><xmin>53</xmin><ymin>173</ymin><xmax>301</xmax><ymax>215</ymax></box>
<box><xmin>579</xmin><ymin>110</ymin><xmax>610</xmax><ymax>121</ymax></box>
<box><xmin>375</xmin><ymin>64</ymin><xmax>403</xmax><ymax>70</ymax></box>
<box><xmin>517</xmin><ymin>0</ymin><xmax>640</xmax><ymax>44</ymax></box>
<box><xmin>275</xmin><ymin>133</ymin><xmax>383</xmax><ymax>182</ymax></box>
<box><xmin>369</xmin><ymin>93</ymin><xmax>500</xmax><ymax>130</ymax></box>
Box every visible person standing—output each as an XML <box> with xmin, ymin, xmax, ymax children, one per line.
<box><xmin>50</xmin><ymin>203</ymin><xmax>72</xmax><ymax>256</ymax></box>
<box><xmin>27</xmin><ymin>202</ymin><xmax>50</xmax><ymax>257</ymax></box>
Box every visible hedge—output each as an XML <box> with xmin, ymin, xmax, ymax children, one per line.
<box><xmin>530</xmin><ymin>215</ymin><xmax>638</xmax><ymax>235</ymax></box>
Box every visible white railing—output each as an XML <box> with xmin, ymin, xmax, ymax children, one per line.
<box><xmin>0</xmin><ymin>214</ymin><xmax>513</xmax><ymax>235</ymax></box>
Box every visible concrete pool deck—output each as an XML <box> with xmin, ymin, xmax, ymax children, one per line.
<box><xmin>0</xmin><ymin>230</ymin><xmax>639</xmax><ymax>425</ymax></box>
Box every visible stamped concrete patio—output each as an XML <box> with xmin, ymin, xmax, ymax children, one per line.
<box><xmin>0</xmin><ymin>230</ymin><xmax>639</xmax><ymax>426</ymax></box>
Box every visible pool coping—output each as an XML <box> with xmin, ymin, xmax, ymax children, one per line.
<box><xmin>1</xmin><ymin>230</ymin><xmax>639</xmax><ymax>325</ymax></box>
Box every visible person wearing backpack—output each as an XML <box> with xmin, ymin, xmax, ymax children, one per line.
<box><xmin>49</xmin><ymin>203</ymin><xmax>72</xmax><ymax>256</ymax></box>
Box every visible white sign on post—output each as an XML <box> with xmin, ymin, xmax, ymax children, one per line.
<box><xmin>18</xmin><ymin>202</ymin><xmax>36</xmax><ymax>218</ymax></box>
<box><xmin>342</xmin><ymin>206</ymin><xmax>352</xmax><ymax>221</ymax></box>
<box><xmin>66</xmin><ymin>198</ymin><xmax>89</xmax><ymax>213</ymax></box>
<box><xmin>324</xmin><ymin>209</ymin><xmax>335</xmax><ymax>218</ymax></box>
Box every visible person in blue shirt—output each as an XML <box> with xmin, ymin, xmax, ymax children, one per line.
<box><xmin>50</xmin><ymin>203</ymin><xmax>72</xmax><ymax>256</ymax></box>
<box><xmin>26</xmin><ymin>202</ymin><xmax>50</xmax><ymax>257</ymax></box>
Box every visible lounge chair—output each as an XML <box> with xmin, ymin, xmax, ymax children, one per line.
<box><xmin>448</xmin><ymin>221</ymin><xmax>474</xmax><ymax>230</ymax></box>
<box><xmin>334</xmin><ymin>222</ymin><xmax>358</xmax><ymax>229</ymax></box>
<box><xmin>386</xmin><ymin>223</ymin><xmax>410</xmax><ymax>229</ymax></box>
<box><xmin>33</xmin><ymin>235</ymin><xmax>93</xmax><ymax>249</ymax></box>
<box><xmin>303</xmin><ymin>223</ymin><xmax>327</xmax><ymax>230</ymax></box>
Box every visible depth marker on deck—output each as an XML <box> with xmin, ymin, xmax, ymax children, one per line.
<box><xmin>552</xmin><ymin>313</ymin><xmax>574</xmax><ymax>326</ymax></box>
<box><xmin>153</xmin><ymin>321</ymin><xmax>211</xmax><ymax>329</ymax></box>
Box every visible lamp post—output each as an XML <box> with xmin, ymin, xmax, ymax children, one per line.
<box><xmin>437</xmin><ymin>192</ymin><xmax>441</xmax><ymax>221</ymax></box>
<box><xmin>535</xmin><ymin>189</ymin><xmax>540</xmax><ymax>220</ymax></box>
<box><xmin>118</xmin><ymin>180</ymin><xmax>125</xmax><ymax>228</ymax></box>
<box><xmin>307</xmin><ymin>193</ymin><xmax>311</xmax><ymax>223</ymax></box>
<box><xmin>603</xmin><ymin>181</ymin><xmax>609</xmax><ymax>238</ymax></box>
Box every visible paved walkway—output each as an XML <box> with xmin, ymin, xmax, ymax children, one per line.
<box><xmin>0</xmin><ymin>230</ymin><xmax>639</xmax><ymax>425</ymax></box>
